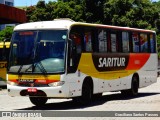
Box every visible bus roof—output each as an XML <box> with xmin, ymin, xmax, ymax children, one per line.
<box><xmin>14</xmin><ymin>18</ymin><xmax>155</xmax><ymax>33</ymax></box>
<box><xmin>14</xmin><ymin>19</ymin><xmax>74</xmax><ymax>30</ymax></box>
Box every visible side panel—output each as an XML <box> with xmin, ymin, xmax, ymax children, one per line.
<box><xmin>78</xmin><ymin>53</ymin><xmax>150</xmax><ymax>80</ymax></box>
<box><xmin>77</xmin><ymin>53</ymin><xmax>157</xmax><ymax>93</ymax></box>
<box><xmin>138</xmin><ymin>54</ymin><xmax>157</xmax><ymax>88</ymax></box>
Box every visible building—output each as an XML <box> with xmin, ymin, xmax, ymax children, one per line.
<box><xmin>0</xmin><ymin>0</ymin><xmax>14</xmax><ymax>6</ymax></box>
<box><xmin>0</xmin><ymin>0</ymin><xmax>14</xmax><ymax>30</ymax></box>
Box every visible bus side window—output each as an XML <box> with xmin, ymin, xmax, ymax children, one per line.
<box><xmin>110</xmin><ymin>32</ymin><xmax>117</xmax><ymax>52</ymax></box>
<box><xmin>140</xmin><ymin>33</ymin><xmax>148</xmax><ymax>53</ymax></box>
<box><xmin>98</xmin><ymin>29</ymin><xmax>107</xmax><ymax>52</ymax></box>
<box><xmin>122</xmin><ymin>32</ymin><xmax>129</xmax><ymax>53</ymax></box>
<box><xmin>91</xmin><ymin>29</ymin><xmax>99</xmax><ymax>52</ymax></box>
<box><xmin>132</xmin><ymin>32</ymin><xmax>140</xmax><ymax>53</ymax></box>
<box><xmin>150</xmin><ymin>34</ymin><xmax>156</xmax><ymax>53</ymax></box>
<box><xmin>70</xmin><ymin>33</ymin><xmax>82</xmax><ymax>54</ymax></box>
<box><xmin>129</xmin><ymin>32</ymin><xmax>133</xmax><ymax>52</ymax></box>
<box><xmin>83</xmin><ymin>28</ymin><xmax>93</xmax><ymax>52</ymax></box>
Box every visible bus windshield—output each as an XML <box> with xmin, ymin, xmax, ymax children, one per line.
<box><xmin>8</xmin><ymin>30</ymin><xmax>67</xmax><ymax>74</ymax></box>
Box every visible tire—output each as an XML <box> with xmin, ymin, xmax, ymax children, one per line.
<box><xmin>130</xmin><ymin>75</ymin><xmax>139</xmax><ymax>96</ymax></box>
<box><xmin>121</xmin><ymin>75</ymin><xmax>139</xmax><ymax>96</ymax></box>
<box><xmin>73</xmin><ymin>81</ymin><xmax>93</xmax><ymax>105</ymax></box>
<box><xmin>29</xmin><ymin>97</ymin><xmax>48</xmax><ymax>106</ymax></box>
<box><xmin>81</xmin><ymin>82</ymin><xmax>92</xmax><ymax>104</ymax></box>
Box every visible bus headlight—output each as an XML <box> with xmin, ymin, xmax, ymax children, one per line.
<box><xmin>48</xmin><ymin>81</ymin><xmax>65</xmax><ymax>87</ymax></box>
<box><xmin>7</xmin><ymin>81</ymin><xmax>18</xmax><ymax>86</ymax></box>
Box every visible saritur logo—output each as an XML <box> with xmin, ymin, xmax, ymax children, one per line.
<box><xmin>92</xmin><ymin>53</ymin><xmax>129</xmax><ymax>72</ymax></box>
<box><xmin>98</xmin><ymin>57</ymin><xmax>126</xmax><ymax>67</ymax></box>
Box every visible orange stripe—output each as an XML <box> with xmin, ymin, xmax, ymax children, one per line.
<box><xmin>9</xmin><ymin>79</ymin><xmax>59</xmax><ymax>84</ymax></box>
<box><xmin>126</xmin><ymin>53</ymin><xmax>150</xmax><ymax>70</ymax></box>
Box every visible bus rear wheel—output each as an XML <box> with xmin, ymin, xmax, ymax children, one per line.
<box><xmin>121</xmin><ymin>75</ymin><xmax>139</xmax><ymax>96</ymax></box>
<box><xmin>29</xmin><ymin>97</ymin><xmax>48</xmax><ymax>106</ymax></box>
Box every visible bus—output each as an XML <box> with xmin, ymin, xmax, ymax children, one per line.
<box><xmin>7</xmin><ymin>19</ymin><xmax>157</xmax><ymax>106</ymax></box>
<box><xmin>0</xmin><ymin>41</ymin><xmax>10</xmax><ymax>86</ymax></box>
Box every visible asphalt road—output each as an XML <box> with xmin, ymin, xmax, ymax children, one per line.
<box><xmin>0</xmin><ymin>77</ymin><xmax>160</xmax><ymax>120</ymax></box>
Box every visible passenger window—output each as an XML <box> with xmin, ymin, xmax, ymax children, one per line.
<box><xmin>150</xmin><ymin>34</ymin><xmax>156</xmax><ymax>53</ymax></box>
<box><xmin>70</xmin><ymin>33</ymin><xmax>82</xmax><ymax>53</ymax></box>
<box><xmin>132</xmin><ymin>32</ymin><xmax>139</xmax><ymax>53</ymax></box>
<box><xmin>140</xmin><ymin>33</ymin><xmax>148</xmax><ymax>52</ymax></box>
<box><xmin>84</xmin><ymin>30</ymin><xmax>92</xmax><ymax>52</ymax></box>
<box><xmin>111</xmin><ymin>33</ymin><xmax>117</xmax><ymax>52</ymax></box>
<box><xmin>98</xmin><ymin>29</ymin><xmax>107</xmax><ymax>52</ymax></box>
<box><xmin>122</xmin><ymin>32</ymin><xmax>129</xmax><ymax>52</ymax></box>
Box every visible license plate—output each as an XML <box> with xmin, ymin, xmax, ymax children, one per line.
<box><xmin>27</xmin><ymin>88</ymin><xmax>37</xmax><ymax>92</ymax></box>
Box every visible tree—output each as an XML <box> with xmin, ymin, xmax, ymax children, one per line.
<box><xmin>50</xmin><ymin>1</ymin><xmax>84</xmax><ymax>21</ymax></box>
<box><xmin>80</xmin><ymin>0</ymin><xmax>105</xmax><ymax>23</ymax></box>
<box><xmin>0</xmin><ymin>26</ymin><xmax>14</xmax><ymax>42</ymax></box>
<box><xmin>26</xmin><ymin>1</ymin><xmax>53</xmax><ymax>22</ymax></box>
<box><xmin>103</xmin><ymin>0</ymin><xmax>159</xmax><ymax>29</ymax></box>
<box><xmin>25</xmin><ymin>0</ymin><xmax>160</xmax><ymax>30</ymax></box>
<box><xmin>26</xmin><ymin>6</ymin><xmax>36</xmax><ymax>22</ymax></box>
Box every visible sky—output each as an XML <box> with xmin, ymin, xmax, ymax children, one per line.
<box><xmin>14</xmin><ymin>0</ymin><xmax>159</xmax><ymax>7</ymax></box>
<box><xmin>14</xmin><ymin>0</ymin><xmax>56</xmax><ymax>7</ymax></box>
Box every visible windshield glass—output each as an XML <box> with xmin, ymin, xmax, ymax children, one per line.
<box><xmin>8</xmin><ymin>30</ymin><xmax>67</xmax><ymax>74</ymax></box>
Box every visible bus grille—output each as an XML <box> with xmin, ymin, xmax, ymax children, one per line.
<box><xmin>18</xmin><ymin>83</ymin><xmax>49</xmax><ymax>87</ymax></box>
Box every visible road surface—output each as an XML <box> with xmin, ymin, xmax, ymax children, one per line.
<box><xmin>0</xmin><ymin>77</ymin><xmax>160</xmax><ymax>120</ymax></box>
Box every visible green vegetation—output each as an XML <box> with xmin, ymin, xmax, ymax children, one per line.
<box><xmin>0</xmin><ymin>26</ymin><xmax>14</xmax><ymax>42</ymax></box>
<box><xmin>26</xmin><ymin>0</ymin><xmax>160</xmax><ymax>28</ymax></box>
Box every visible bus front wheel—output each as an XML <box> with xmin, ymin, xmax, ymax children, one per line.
<box><xmin>72</xmin><ymin>80</ymin><xmax>93</xmax><ymax>105</ymax></box>
<box><xmin>81</xmin><ymin>81</ymin><xmax>92</xmax><ymax>104</ymax></box>
<box><xmin>29</xmin><ymin>97</ymin><xmax>48</xmax><ymax>106</ymax></box>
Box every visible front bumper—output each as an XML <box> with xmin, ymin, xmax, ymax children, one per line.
<box><xmin>7</xmin><ymin>84</ymin><xmax>70</xmax><ymax>98</ymax></box>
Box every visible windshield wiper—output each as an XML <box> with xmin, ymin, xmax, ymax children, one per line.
<box><xmin>34</xmin><ymin>61</ymin><xmax>47</xmax><ymax>74</ymax></box>
<box><xmin>23</xmin><ymin>40</ymin><xmax>39</xmax><ymax>73</ymax></box>
<box><xmin>24</xmin><ymin>42</ymin><xmax>47</xmax><ymax>75</ymax></box>
<box><xmin>24</xmin><ymin>61</ymin><xmax>47</xmax><ymax>75</ymax></box>
<box><xmin>17</xmin><ymin>65</ymin><xmax>23</xmax><ymax>74</ymax></box>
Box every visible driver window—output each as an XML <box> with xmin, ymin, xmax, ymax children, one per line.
<box><xmin>70</xmin><ymin>33</ymin><xmax>82</xmax><ymax>54</ymax></box>
<box><xmin>68</xmin><ymin>26</ymin><xmax>83</xmax><ymax>73</ymax></box>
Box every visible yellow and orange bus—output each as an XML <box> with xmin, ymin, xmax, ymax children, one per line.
<box><xmin>0</xmin><ymin>41</ymin><xmax>10</xmax><ymax>86</ymax></box>
<box><xmin>7</xmin><ymin>19</ymin><xmax>157</xmax><ymax>106</ymax></box>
